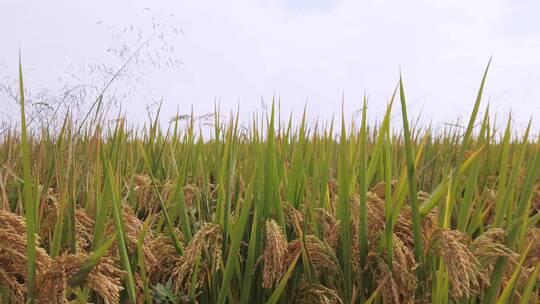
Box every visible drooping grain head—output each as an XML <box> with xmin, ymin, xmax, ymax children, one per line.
<box><xmin>148</xmin><ymin>229</ymin><xmax>184</xmax><ymax>283</ymax></box>
<box><xmin>429</xmin><ymin>228</ymin><xmax>485</xmax><ymax>300</ymax></box>
<box><xmin>34</xmin><ymin>253</ymin><xmax>124</xmax><ymax>304</ymax></box>
<box><xmin>294</xmin><ymin>281</ymin><xmax>343</xmax><ymax>304</ymax></box>
<box><xmin>315</xmin><ymin>208</ymin><xmax>341</xmax><ymax>251</ymax></box>
<box><xmin>38</xmin><ymin>200</ymin><xmax>95</xmax><ymax>253</ymax></box>
<box><xmin>172</xmin><ymin>223</ymin><xmax>222</xmax><ymax>294</ymax></box>
<box><xmin>283</xmin><ymin>202</ymin><xmax>304</xmax><ymax>230</ymax></box>
<box><xmin>525</xmin><ymin>228</ymin><xmax>540</xmax><ymax>268</ymax></box>
<box><xmin>0</xmin><ymin>268</ymin><xmax>26</xmax><ymax>304</ymax></box>
<box><xmin>286</xmin><ymin>235</ymin><xmax>340</xmax><ymax>278</ymax></box>
<box><xmin>365</xmin><ymin>234</ymin><xmax>417</xmax><ymax>303</ymax></box>
<box><xmin>469</xmin><ymin>228</ymin><xmax>529</xmax><ymax>294</ymax></box>
<box><xmin>106</xmin><ymin>205</ymin><xmax>157</xmax><ymax>271</ymax></box>
<box><xmin>261</xmin><ymin>219</ymin><xmax>288</xmax><ymax>288</ymax></box>
<box><xmin>0</xmin><ymin>211</ymin><xmax>52</xmax><ymax>303</ymax></box>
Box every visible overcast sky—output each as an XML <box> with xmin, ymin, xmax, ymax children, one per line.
<box><xmin>2</xmin><ymin>0</ymin><xmax>540</xmax><ymax>131</ymax></box>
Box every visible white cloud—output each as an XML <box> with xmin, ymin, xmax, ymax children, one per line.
<box><xmin>1</xmin><ymin>0</ymin><xmax>539</xmax><ymax>131</ymax></box>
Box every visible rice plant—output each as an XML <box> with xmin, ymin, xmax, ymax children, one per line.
<box><xmin>0</xmin><ymin>59</ymin><xmax>539</xmax><ymax>303</ymax></box>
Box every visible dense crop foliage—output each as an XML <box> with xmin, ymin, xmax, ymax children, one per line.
<box><xmin>1</xmin><ymin>60</ymin><xmax>539</xmax><ymax>303</ymax></box>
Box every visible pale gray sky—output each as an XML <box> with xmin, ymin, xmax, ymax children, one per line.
<box><xmin>2</xmin><ymin>0</ymin><xmax>540</xmax><ymax>131</ymax></box>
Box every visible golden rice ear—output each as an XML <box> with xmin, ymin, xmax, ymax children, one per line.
<box><xmin>293</xmin><ymin>281</ymin><xmax>343</xmax><ymax>304</ymax></box>
<box><xmin>349</xmin><ymin>193</ymin><xmax>386</xmax><ymax>277</ymax></box>
<box><xmin>120</xmin><ymin>205</ymin><xmax>149</xmax><ymax>241</ymax></box>
<box><xmin>34</xmin><ymin>254</ymin><xmax>124</xmax><ymax>304</ymax></box>
<box><xmin>397</xmin><ymin>206</ymin><xmax>438</xmax><ymax>250</ymax></box>
<box><xmin>315</xmin><ymin>208</ymin><xmax>341</xmax><ymax>251</ymax></box>
<box><xmin>36</xmin><ymin>200</ymin><xmax>59</xmax><ymax>251</ymax></box>
<box><xmin>283</xmin><ymin>202</ymin><xmax>303</xmax><ymax>230</ymax></box>
<box><xmin>37</xmin><ymin>195</ymin><xmax>95</xmax><ymax>253</ymax></box>
<box><xmin>0</xmin><ymin>212</ymin><xmax>52</xmax><ymax>302</ymax></box>
<box><xmin>368</xmin><ymin>179</ymin><xmax>399</xmax><ymax>201</ymax></box>
<box><xmin>369</xmin><ymin>181</ymin><xmax>387</xmax><ymax>200</ymax></box>
<box><xmin>392</xmin><ymin>234</ymin><xmax>418</xmax><ymax>300</ymax></box>
<box><xmin>37</xmin><ymin>187</ymin><xmax>59</xmax><ymax>221</ymax></box>
<box><xmin>370</xmin><ymin>181</ymin><xmax>399</xmax><ymax>201</ymax></box>
<box><xmin>183</xmin><ymin>183</ymin><xmax>201</xmax><ymax>208</ymax></box>
<box><xmin>34</xmin><ymin>254</ymin><xmax>85</xmax><ymax>304</ymax></box>
<box><xmin>429</xmin><ymin>228</ymin><xmax>485</xmax><ymax>300</ymax></box>
<box><xmin>350</xmin><ymin>192</ymin><xmax>388</xmax><ymax>243</ymax></box>
<box><xmin>365</xmin><ymin>234</ymin><xmax>417</xmax><ymax>304</ymax></box>
<box><xmin>86</xmin><ymin>256</ymin><xmax>126</xmax><ymax>304</ymax></box>
<box><xmin>260</xmin><ymin>219</ymin><xmax>288</xmax><ymax>288</ymax></box>
<box><xmin>74</xmin><ymin>209</ymin><xmax>95</xmax><ymax>253</ymax></box>
<box><xmin>0</xmin><ymin>210</ymin><xmax>27</xmax><ymax>235</ymax></box>
<box><xmin>531</xmin><ymin>189</ymin><xmax>540</xmax><ymax>214</ymax></box>
<box><xmin>148</xmin><ymin>229</ymin><xmax>184</xmax><ymax>283</ymax></box>
<box><xmin>132</xmin><ymin>174</ymin><xmax>174</xmax><ymax>215</ymax></box>
<box><xmin>419</xmin><ymin>208</ymin><xmax>438</xmax><ymax>246</ymax></box>
<box><xmin>479</xmin><ymin>189</ymin><xmax>497</xmax><ymax>226</ymax></box>
<box><xmin>525</xmin><ymin>228</ymin><xmax>539</xmax><ymax>268</ymax></box>
<box><xmin>287</xmin><ymin>235</ymin><xmax>340</xmax><ymax>278</ymax></box>
<box><xmin>106</xmin><ymin>205</ymin><xmax>157</xmax><ymax>272</ymax></box>
<box><xmin>471</xmin><ymin>229</ymin><xmax>518</xmax><ymax>266</ymax></box>
<box><xmin>0</xmin><ymin>268</ymin><xmax>26</xmax><ymax>304</ymax></box>
<box><xmin>365</xmin><ymin>192</ymin><xmax>387</xmax><ymax>244</ymax></box>
<box><xmin>391</xmin><ymin>212</ymin><xmax>414</xmax><ymax>250</ymax></box>
<box><xmin>132</xmin><ymin>174</ymin><xmax>155</xmax><ymax>214</ymax></box>
<box><xmin>103</xmin><ymin>205</ymin><xmax>159</xmax><ymax>299</ymax></box>
<box><xmin>365</xmin><ymin>253</ymin><xmax>400</xmax><ymax>303</ymax></box>
<box><xmin>470</xmin><ymin>228</ymin><xmax>528</xmax><ymax>293</ymax></box>
<box><xmin>172</xmin><ymin>223</ymin><xmax>222</xmax><ymax>294</ymax></box>
<box><xmin>389</xmin><ymin>234</ymin><xmax>417</xmax><ymax>301</ymax></box>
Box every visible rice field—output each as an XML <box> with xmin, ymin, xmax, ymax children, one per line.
<box><xmin>1</xmin><ymin>60</ymin><xmax>539</xmax><ymax>303</ymax></box>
